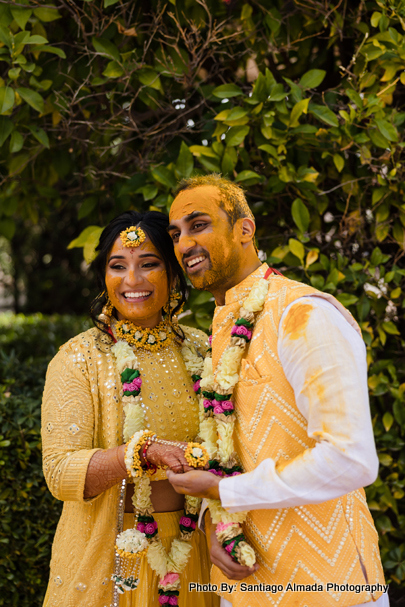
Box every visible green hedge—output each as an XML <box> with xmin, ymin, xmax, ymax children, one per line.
<box><xmin>0</xmin><ymin>314</ymin><xmax>90</xmax><ymax>607</ymax></box>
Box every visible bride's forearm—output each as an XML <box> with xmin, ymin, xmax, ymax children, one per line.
<box><xmin>84</xmin><ymin>446</ymin><xmax>127</xmax><ymax>499</ymax></box>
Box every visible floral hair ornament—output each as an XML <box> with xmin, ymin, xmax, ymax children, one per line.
<box><xmin>120</xmin><ymin>226</ymin><xmax>146</xmax><ymax>248</ymax></box>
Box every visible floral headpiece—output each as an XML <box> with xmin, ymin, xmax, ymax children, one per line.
<box><xmin>120</xmin><ymin>226</ymin><xmax>146</xmax><ymax>248</ymax></box>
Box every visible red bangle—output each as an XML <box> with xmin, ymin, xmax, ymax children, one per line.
<box><xmin>141</xmin><ymin>439</ymin><xmax>157</xmax><ymax>474</ymax></box>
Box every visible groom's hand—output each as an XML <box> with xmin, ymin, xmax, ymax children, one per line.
<box><xmin>166</xmin><ymin>469</ymin><xmax>220</xmax><ymax>499</ymax></box>
<box><xmin>207</xmin><ymin>512</ymin><xmax>259</xmax><ymax>581</ymax></box>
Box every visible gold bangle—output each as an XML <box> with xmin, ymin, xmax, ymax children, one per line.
<box><xmin>125</xmin><ymin>431</ymin><xmax>156</xmax><ymax>479</ymax></box>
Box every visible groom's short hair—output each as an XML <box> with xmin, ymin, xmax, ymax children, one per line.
<box><xmin>174</xmin><ymin>174</ymin><xmax>255</xmax><ymax>227</ymax></box>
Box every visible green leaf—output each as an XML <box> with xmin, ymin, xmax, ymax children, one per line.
<box><xmin>336</xmin><ymin>293</ymin><xmax>359</xmax><ymax>307</ymax></box>
<box><xmin>258</xmin><ymin>143</ymin><xmax>278</xmax><ymax>158</ymax></box>
<box><xmin>175</xmin><ymin>141</ymin><xmax>194</xmax><ymax>179</ymax></box>
<box><xmin>83</xmin><ymin>227</ymin><xmax>104</xmax><ymax>263</ymax></box>
<box><xmin>16</xmin><ymin>87</ymin><xmax>44</xmax><ymax>113</ymax></box>
<box><xmin>288</xmin><ymin>238</ymin><xmax>305</xmax><ymax>262</ymax></box>
<box><xmin>189</xmin><ymin>145</ymin><xmax>219</xmax><ymax>158</ymax></box>
<box><xmin>9</xmin><ymin>130</ymin><xmax>23</xmax><ymax>153</ymax></box>
<box><xmin>10</xmin><ymin>7</ymin><xmax>32</xmax><ymax>30</ymax></box>
<box><xmin>382</xmin><ymin>411</ymin><xmax>394</xmax><ymax>432</ymax></box>
<box><xmin>0</xmin><ymin>87</ymin><xmax>15</xmax><ymax>114</ymax></box>
<box><xmin>333</xmin><ymin>154</ymin><xmax>344</xmax><ymax>172</ymax></box>
<box><xmin>8</xmin><ymin>67</ymin><xmax>21</xmax><ymax>80</ymax></box>
<box><xmin>92</xmin><ymin>37</ymin><xmax>120</xmax><ymax>62</ymax></box>
<box><xmin>0</xmin><ymin>218</ymin><xmax>15</xmax><ymax>239</ymax></box>
<box><xmin>221</xmin><ymin>151</ymin><xmax>235</xmax><ymax>175</ymax></box>
<box><xmin>291</xmin><ymin>198</ymin><xmax>310</xmax><ymax>232</ymax></box>
<box><xmin>289</xmin><ymin>98</ymin><xmax>309</xmax><ymax>128</ymax></box>
<box><xmin>68</xmin><ymin>226</ymin><xmax>103</xmax><ymax>250</ymax></box>
<box><xmin>26</xmin><ymin>35</ymin><xmax>49</xmax><ymax>45</ymax></box>
<box><xmin>299</xmin><ymin>69</ymin><xmax>326</xmax><ymax>89</ymax></box>
<box><xmin>28</xmin><ymin>125</ymin><xmax>49</xmax><ymax>148</ymax></box>
<box><xmin>136</xmin><ymin>184</ymin><xmax>159</xmax><ymax>201</ymax></box>
<box><xmin>104</xmin><ymin>0</ymin><xmax>120</xmax><ymax>6</ymax></box>
<box><xmin>369</xmin><ymin>128</ymin><xmax>390</xmax><ymax>149</ymax></box>
<box><xmin>234</xmin><ymin>170</ymin><xmax>262</xmax><ymax>183</ymax></box>
<box><xmin>0</xmin><ymin>116</ymin><xmax>12</xmax><ymax>149</ymax></box>
<box><xmin>371</xmin><ymin>11</ymin><xmax>381</xmax><ymax>28</ymax></box>
<box><xmin>212</xmin><ymin>84</ymin><xmax>244</xmax><ymax>99</ymax></box>
<box><xmin>34</xmin><ymin>45</ymin><xmax>66</xmax><ymax>59</ymax></box>
<box><xmin>78</xmin><ymin>197</ymin><xmax>97</xmax><ymax>219</ymax></box>
<box><xmin>309</xmin><ymin>104</ymin><xmax>339</xmax><ymax>127</ymax></box>
<box><xmin>33</xmin><ymin>7</ymin><xmax>62</xmax><ymax>22</ymax></box>
<box><xmin>0</xmin><ymin>24</ymin><xmax>12</xmax><ymax>48</ymax></box>
<box><xmin>382</xmin><ymin>321</ymin><xmax>400</xmax><ymax>335</ymax></box>
<box><xmin>268</xmin><ymin>83</ymin><xmax>286</xmax><ymax>101</ymax></box>
<box><xmin>225</xmin><ymin>125</ymin><xmax>250</xmax><ymax>147</ymax></box>
<box><xmin>103</xmin><ymin>61</ymin><xmax>124</xmax><ymax>78</ymax></box>
<box><xmin>138</xmin><ymin>68</ymin><xmax>162</xmax><ymax>92</ymax></box>
<box><xmin>375</xmin><ymin>119</ymin><xmax>398</xmax><ymax>142</ymax></box>
<box><xmin>151</xmin><ymin>166</ymin><xmax>176</xmax><ymax>189</ymax></box>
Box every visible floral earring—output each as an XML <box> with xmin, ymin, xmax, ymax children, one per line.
<box><xmin>163</xmin><ymin>287</ymin><xmax>184</xmax><ymax>320</ymax></box>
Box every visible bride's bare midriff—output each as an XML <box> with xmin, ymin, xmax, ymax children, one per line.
<box><xmin>125</xmin><ymin>479</ymin><xmax>184</xmax><ymax>513</ymax></box>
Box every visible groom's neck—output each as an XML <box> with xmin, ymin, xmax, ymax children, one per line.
<box><xmin>211</xmin><ymin>254</ymin><xmax>262</xmax><ymax>306</ymax></box>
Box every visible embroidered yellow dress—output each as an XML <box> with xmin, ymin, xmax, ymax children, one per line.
<box><xmin>210</xmin><ymin>264</ymin><xmax>385</xmax><ymax>607</ymax></box>
<box><xmin>41</xmin><ymin>325</ymin><xmax>219</xmax><ymax>607</ymax></box>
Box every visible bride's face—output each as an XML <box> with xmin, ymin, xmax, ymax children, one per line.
<box><xmin>105</xmin><ymin>234</ymin><xmax>169</xmax><ymax>328</ymax></box>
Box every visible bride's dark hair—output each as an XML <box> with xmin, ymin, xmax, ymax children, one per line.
<box><xmin>90</xmin><ymin>210</ymin><xmax>188</xmax><ymax>336</ymax></box>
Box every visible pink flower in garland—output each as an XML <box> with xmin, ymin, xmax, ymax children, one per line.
<box><xmin>122</xmin><ymin>376</ymin><xmax>142</xmax><ymax>392</ymax></box>
<box><xmin>158</xmin><ymin>596</ymin><xmax>169</xmax><ymax>604</ymax></box>
<box><xmin>160</xmin><ymin>573</ymin><xmax>180</xmax><ymax>587</ymax></box>
<box><xmin>136</xmin><ymin>522</ymin><xmax>145</xmax><ymax>533</ymax></box>
<box><xmin>191</xmin><ymin>520</ymin><xmax>196</xmax><ymax>530</ymax></box>
<box><xmin>168</xmin><ymin>596</ymin><xmax>178</xmax><ymax>605</ymax></box>
<box><xmin>231</xmin><ymin>325</ymin><xmax>252</xmax><ymax>340</ymax></box>
<box><xmin>231</xmin><ymin>471</ymin><xmax>242</xmax><ymax>476</ymax></box>
<box><xmin>208</xmin><ymin>335</ymin><xmax>212</xmax><ymax>346</ymax></box>
<box><xmin>145</xmin><ymin>521</ymin><xmax>157</xmax><ymax>535</ymax></box>
<box><xmin>193</xmin><ymin>379</ymin><xmax>201</xmax><ymax>392</ymax></box>
<box><xmin>180</xmin><ymin>516</ymin><xmax>192</xmax><ymax>528</ymax></box>
<box><xmin>203</xmin><ymin>399</ymin><xmax>212</xmax><ymax>409</ymax></box>
<box><xmin>225</xmin><ymin>540</ymin><xmax>236</xmax><ymax>554</ymax></box>
<box><xmin>208</xmin><ymin>469</ymin><xmax>223</xmax><ymax>476</ymax></box>
<box><xmin>221</xmin><ymin>400</ymin><xmax>234</xmax><ymax>411</ymax></box>
<box><xmin>213</xmin><ymin>404</ymin><xmax>224</xmax><ymax>415</ymax></box>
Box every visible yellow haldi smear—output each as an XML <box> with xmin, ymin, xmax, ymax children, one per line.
<box><xmin>282</xmin><ymin>301</ymin><xmax>313</xmax><ymax>341</ymax></box>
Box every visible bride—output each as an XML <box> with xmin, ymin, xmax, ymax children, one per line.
<box><xmin>41</xmin><ymin>210</ymin><xmax>218</xmax><ymax>607</ymax></box>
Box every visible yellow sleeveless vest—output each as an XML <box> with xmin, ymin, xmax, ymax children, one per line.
<box><xmin>210</xmin><ymin>265</ymin><xmax>385</xmax><ymax>606</ymax></box>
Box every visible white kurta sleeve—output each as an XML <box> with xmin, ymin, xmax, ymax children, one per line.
<box><xmin>219</xmin><ymin>296</ymin><xmax>379</xmax><ymax>512</ymax></box>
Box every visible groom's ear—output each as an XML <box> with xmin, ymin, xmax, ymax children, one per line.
<box><xmin>237</xmin><ymin>217</ymin><xmax>256</xmax><ymax>244</ymax></box>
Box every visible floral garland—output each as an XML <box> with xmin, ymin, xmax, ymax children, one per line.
<box><xmin>110</xmin><ymin>331</ymin><xmax>205</xmax><ymax>604</ymax></box>
<box><xmin>197</xmin><ymin>277</ymin><xmax>270</xmax><ymax>567</ymax></box>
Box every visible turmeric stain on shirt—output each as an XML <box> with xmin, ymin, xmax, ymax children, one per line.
<box><xmin>282</xmin><ymin>301</ymin><xmax>313</xmax><ymax>341</ymax></box>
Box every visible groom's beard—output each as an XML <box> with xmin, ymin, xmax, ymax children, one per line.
<box><xmin>183</xmin><ymin>245</ymin><xmax>241</xmax><ymax>293</ymax></box>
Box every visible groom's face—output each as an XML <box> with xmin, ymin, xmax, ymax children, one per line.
<box><xmin>168</xmin><ymin>185</ymin><xmax>242</xmax><ymax>292</ymax></box>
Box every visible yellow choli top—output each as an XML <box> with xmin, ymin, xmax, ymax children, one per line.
<box><xmin>41</xmin><ymin>324</ymin><xmax>208</xmax><ymax>607</ymax></box>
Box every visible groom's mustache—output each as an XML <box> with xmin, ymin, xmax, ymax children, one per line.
<box><xmin>181</xmin><ymin>247</ymin><xmax>210</xmax><ymax>270</ymax></box>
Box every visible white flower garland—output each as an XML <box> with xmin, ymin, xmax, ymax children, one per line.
<box><xmin>198</xmin><ymin>277</ymin><xmax>270</xmax><ymax>567</ymax></box>
<box><xmin>111</xmin><ymin>337</ymin><xmax>205</xmax><ymax>604</ymax></box>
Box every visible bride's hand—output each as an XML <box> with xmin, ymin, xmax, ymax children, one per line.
<box><xmin>144</xmin><ymin>441</ymin><xmax>193</xmax><ymax>473</ymax></box>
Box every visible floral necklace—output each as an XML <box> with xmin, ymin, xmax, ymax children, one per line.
<box><xmin>109</xmin><ymin>319</ymin><xmax>206</xmax><ymax>605</ymax></box>
<box><xmin>196</xmin><ymin>274</ymin><xmax>272</xmax><ymax>566</ymax></box>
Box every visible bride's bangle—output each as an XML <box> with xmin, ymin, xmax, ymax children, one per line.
<box><xmin>124</xmin><ymin>430</ymin><xmax>156</xmax><ymax>479</ymax></box>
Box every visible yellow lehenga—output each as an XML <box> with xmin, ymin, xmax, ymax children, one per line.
<box><xmin>41</xmin><ymin>325</ymin><xmax>219</xmax><ymax>607</ymax></box>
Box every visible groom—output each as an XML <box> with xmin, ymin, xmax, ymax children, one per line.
<box><xmin>166</xmin><ymin>175</ymin><xmax>387</xmax><ymax>607</ymax></box>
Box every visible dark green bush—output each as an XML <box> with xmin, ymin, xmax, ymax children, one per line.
<box><xmin>0</xmin><ymin>314</ymin><xmax>90</xmax><ymax>607</ymax></box>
